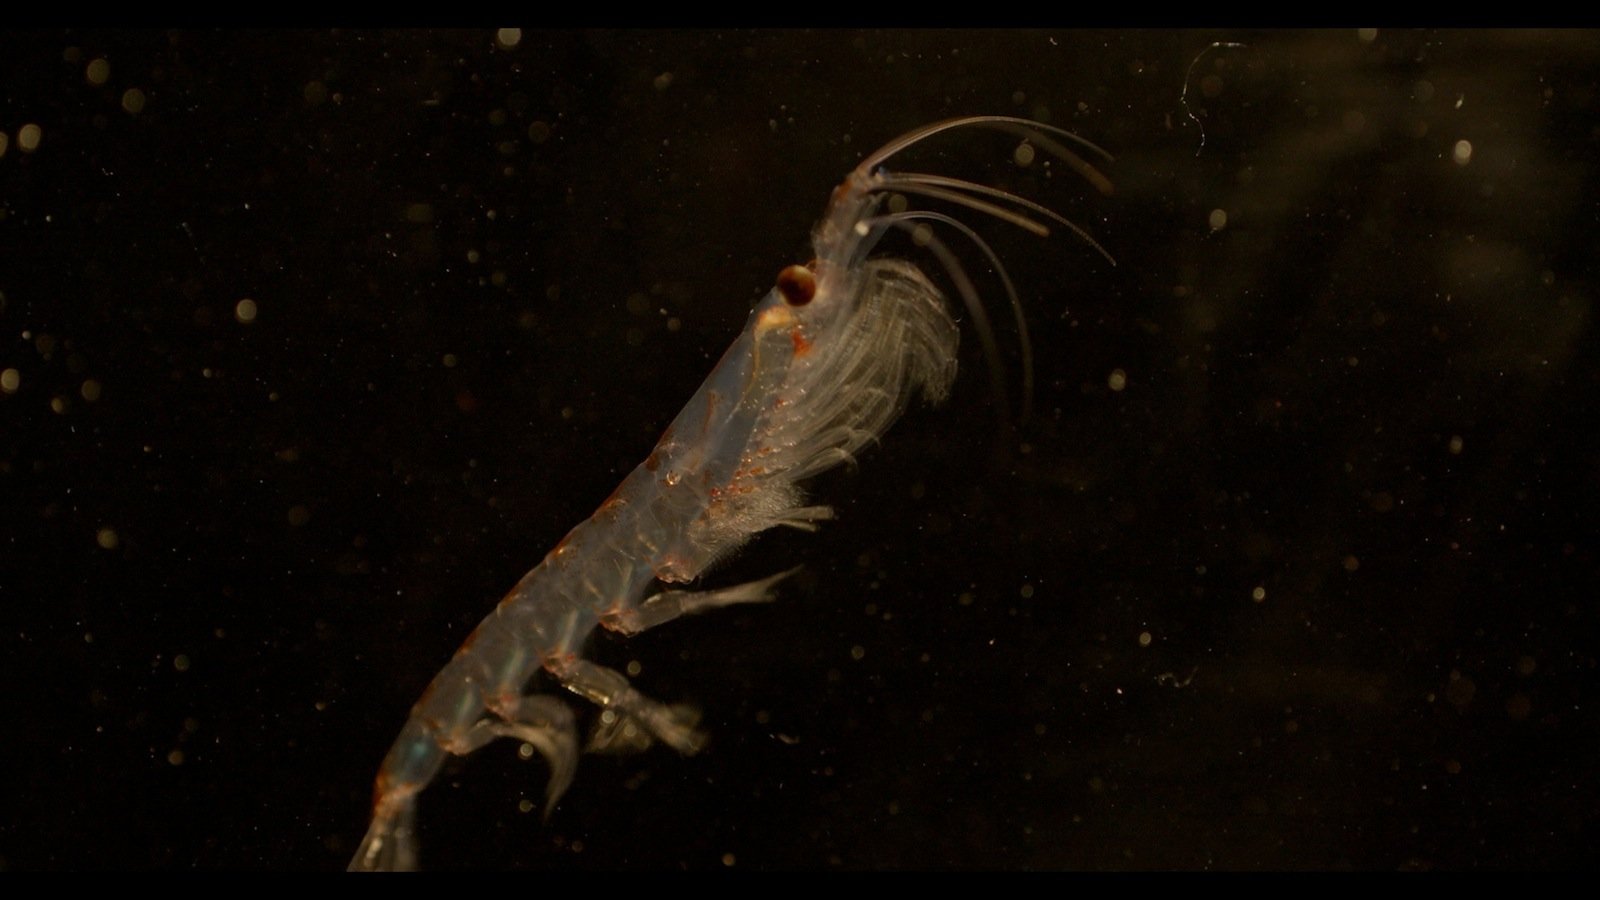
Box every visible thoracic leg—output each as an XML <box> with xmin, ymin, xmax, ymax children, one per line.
<box><xmin>548</xmin><ymin>657</ymin><xmax>707</xmax><ymax>755</ymax></box>
<box><xmin>602</xmin><ymin>566</ymin><xmax>802</xmax><ymax>636</ymax></box>
<box><xmin>454</xmin><ymin>694</ymin><xmax>579</xmax><ymax>817</ymax></box>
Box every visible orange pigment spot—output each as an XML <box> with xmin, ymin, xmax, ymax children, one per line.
<box><xmin>372</xmin><ymin>782</ymin><xmax>398</xmax><ymax>811</ymax></box>
<box><xmin>597</xmin><ymin>482</ymin><xmax>627</xmax><ymax>515</ymax></box>
<box><xmin>487</xmin><ymin>690</ymin><xmax>518</xmax><ymax>717</ymax></box>
<box><xmin>599</xmin><ymin>607</ymin><xmax>631</xmax><ymax>632</ymax></box>
<box><xmin>541</xmin><ymin>651</ymin><xmax>576</xmax><ymax>674</ymax></box>
<box><xmin>653</xmin><ymin>554</ymin><xmax>693</xmax><ymax>583</ymax></box>
<box><xmin>702</xmin><ymin>391</ymin><xmax>720</xmax><ymax>434</ymax></box>
<box><xmin>551</xmin><ymin>529</ymin><xmax>577</xmax><ymax>557</ymax></box>
<box><xmin>416</xmin><ymin>678</ymin><xmax>439</xmax><ymax>707</ymax></box>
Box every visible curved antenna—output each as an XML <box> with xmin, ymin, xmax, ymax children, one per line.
<box><xmin>859</xmin><ymin>115</ymin><xmax>1113</xmax><ymax>170</ymax></box>
<box><xmin>840</xmin><ymin>115</ymin><xmax>1118</xmax><ymax>425</ymax></box>
<box><xmin>984</xmin><ymin>122</ymin><xmax>1116</xmax><ymax>198</ymax></box>
<box><xmin>856</xmin><ymin>115</ymin><xmax>1115</xmax><ymax>197</ymax></box>
<box><xmin>876</xmin><ymin>171</ymin><xmax>1117</xmax><ymax>265</ymax></box>
<box><xmin>876</xmin><ymin>179</ymin><xmax>1051</xmax><ymax>238</ymax></box>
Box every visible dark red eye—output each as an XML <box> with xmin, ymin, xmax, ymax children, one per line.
<box><xmin>775</xmin><ymin>264</ymin><xmax>816</xmax><ymax>306</ymax></box>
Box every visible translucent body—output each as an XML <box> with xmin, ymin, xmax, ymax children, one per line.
<box><xmin>349</xmin><ymin>116</ymin><xmax>1111</xmax><ymax>871</ymax></box>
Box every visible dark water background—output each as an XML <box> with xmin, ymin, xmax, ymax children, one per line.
<box><xmin>3</xmin><ymin>29</ymin><xmax>1597</xmax><ymax>870</ymax></box>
